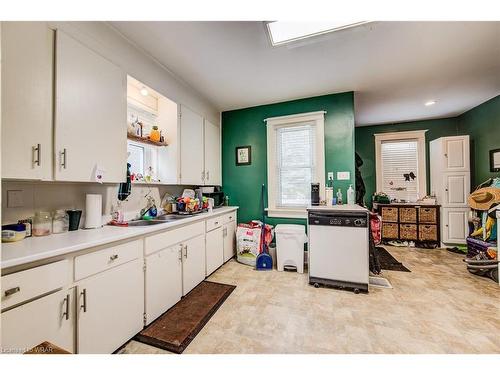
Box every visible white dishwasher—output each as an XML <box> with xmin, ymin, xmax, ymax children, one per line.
<box><xmin>307</xmin><ymin>205</ymin><xmax>369</xmax><ymax>293</ymax></box>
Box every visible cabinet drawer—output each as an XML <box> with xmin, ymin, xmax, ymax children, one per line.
<box><xmin>399</xmin><ymin>207</ymin><xmax>417</xmax><ymax>223</ymax></box>
<box><xmin>419</xmin><ymin>224</ymin><xmax>438</xmax><ymax>241</ymax></box>
<box><xmin>399</xmin><ymin>224</ymin><xmax>417</xmax><ymax>240</ymax></box>
<box><xmin>381</xmin><ymin>207</ymin><xmax>398</xmax><ymax>222</ymax></box>
<box><xmin>206</xmin><ymin>215</ymin><xmax>224</xmax><ymax>232</ymax></box>
<box><xmin>382</xmin><ymin>223</ymin><xmax>398</xmax><ymax>239</ymax></box>
<box><xmin>221</xmin><ymin>211</ymin><xmax>236</xmax><ymax>224</ymax></box>
<box><xmin>145</xmin><ymin>221</ymin><xmax>205</xmax><ymax>256</ymax></box>
<box><xmin>1</xmin><ymin>260</ymin><xmax>69</xmax><ymax>310</ymax></box>
<box><xmin>419</xmin><ymin>207</ymin><xmax>437</xmax><ymax>224</ymax></box>
<box><xmin>74</xmin><ymin>240</ymin><xmax>141</xmax><ymax>281</ymax></box>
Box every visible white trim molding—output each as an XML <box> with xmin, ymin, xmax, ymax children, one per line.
<box><xmin>266</xmin><ymin>111</ymin><xmax>326</xmax><ymax>218</ymax></box>
<box><xmin>374</xmin><ymin>130</ymin><xmax>428</xmax><ymax>199</ymax></box>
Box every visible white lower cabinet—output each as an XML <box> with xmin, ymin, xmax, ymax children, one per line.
<box><xmin>206</xmin><ymin>227</ymin><xmax>224</xmax><ymax>276</ymax></box>
<box><xmin>77</xmin><ymin>259</ymin><xmax>143</xmax><ymax>353</ymax></box>
<box><xmin>1</xmin><ymin>288</ymin><xmax>75</xmax><ymax>353</ymax></box>
<box><xmin>223</xmin><ymin>220</ymin><xmax>237</xmax><ymax>263</ymax></box>
<box><xmin>442</xmin><ymin>207</ymin><xmax>469</xmax><ymax>245</ymax></box>
<box><xmin>182</xmin><ymin>234</ymin><xmax>206</xmax><ymax>296</ymax></box>
<box><xmin>144</xmin><ymin>246</ymin><xmax>183</xmax><ymax>325</ymax></box>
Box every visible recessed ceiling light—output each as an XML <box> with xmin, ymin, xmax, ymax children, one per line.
<box><xmin>140</xmin><ymin>87</ymin><xmax>149</xmax><ymax>96</ymax></box>
<box><xmin>266</xmin><ymin>21</ymin><xmax>371</xmax><ymax>46</ymax></box>
<box><xmin>424</xmin><ymin>100</ymin><xmax>436</xmax><ymax>106</ymax></box>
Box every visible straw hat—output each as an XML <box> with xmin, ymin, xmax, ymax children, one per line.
<box><xmin>468</xmin><ymin>187</ymin><xmax>500</xmax><ymax>211</ymax></box>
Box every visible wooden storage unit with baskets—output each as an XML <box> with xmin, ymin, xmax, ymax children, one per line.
<box><xmin>378</xmin><ymin>204</ymin><xmax>440</xmax><ymax>247</ymax></box>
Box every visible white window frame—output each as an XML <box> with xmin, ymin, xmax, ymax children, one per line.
<box><xmin>266</xmin><ymin>111</ymin><xmax>326</xmax><ymax>219</ymax></box>
<box><xmin>374</xmin><ymin>130</ymin><xmax>427</xmax><ymax>200</ymax></box>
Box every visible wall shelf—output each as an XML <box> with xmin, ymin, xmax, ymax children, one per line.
<box><xmin>127</xmin><ymin>133</ymin><xmax>168</xmax><ymax>147</ymax></box>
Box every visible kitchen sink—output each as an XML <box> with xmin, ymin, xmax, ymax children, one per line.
<box><xmin>127</xmin><ymin>220</ymin><xmax>166</xmax><ymax>226</ymax></box>
<box><xmin>154</xmin><ymin>214</ymin><xmax>187</xmax><ymax>221</ymax></box>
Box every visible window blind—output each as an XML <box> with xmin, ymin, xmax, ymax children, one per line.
<box><xmin>276</xmin><ymin>123</ymin><xmax>316</xmax><ymax>207</ymax></box>
<box><xmin>380</xmin><ymin>140</ymin><xmax>419</xmax><ymax>201</ymax></box>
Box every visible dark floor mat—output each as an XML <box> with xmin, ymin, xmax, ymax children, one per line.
<box><xmin>135</xmin><ymin>281</ymin><xmax>235</xmax><ymax>354</ymax></box>
<box><xmin>376</xmin><ymin>247</ymin><xmax>411</xmax><ymax>272</ymax></box>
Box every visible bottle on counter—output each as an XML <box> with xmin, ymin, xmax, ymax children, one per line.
<box><xmin>347</xmin><ymin>184</ymin><xmax>355</xmax><ymax>205</ymax></box>
<box><xmin>336</xmin><ymin>189</ymin><xmax>343</xmax><ymax>205</ymax></box>
<box><xmin>33</xmin><ymin>211</ymin><xmax>52</xmax><ymax>236</ymax></box>
<box><xmin>52</xmin><ymin>210</ymin><xmax>69</xmax><ymax>234</ymax></box>
<box><xmin>325</xmin><ymin>187</ymin><xmax>334</xmax><ymax>206</ymax></box>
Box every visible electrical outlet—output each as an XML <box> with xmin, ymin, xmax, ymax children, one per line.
<box><xmin>337</xmin><ymin>171</ymin><xmax>350</xmax><ymax>181</ymax></box>
<box><xmin>7</xmin><ymin>190</ymin><xmax>24</xmax><ymax>208</ymax></box>
<box><xmin>327</xmin><ymin>172</ymin><xmax>334</xmax><ymax>181</ymax></box>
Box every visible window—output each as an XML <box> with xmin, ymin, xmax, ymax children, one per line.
<box><xmin>266</xmin><ymin>111</ymin><xmax>326</xmax><ymax>218</ymax></box>
<box><xmin>375</xmin><ymin>130</ymin><xmax>427</xmax><ymax>202</ymax></box>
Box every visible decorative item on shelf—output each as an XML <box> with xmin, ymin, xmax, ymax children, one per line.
<box><xmin>235</xmin><ymin>145</ymin><xmax>251</xmax><ymax>166</ymax></box>
<box><xmin>159</xmin><ymin>130</ymin><xmax>165</xmax><ymax>143</ymax></box>
<box><xmin>149</xmin><ymin>125</ymin><xmax>161</xmax><ymax>142</ymax></box>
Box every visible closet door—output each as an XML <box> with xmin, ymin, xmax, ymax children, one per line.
<box><xmin>443</xmin><ymin>173</ymin><xmax>470</xmax><ymax>206</ymax></box>
<box><xmin>204</xmin><ymin>119</ymin><xmax>221</xmax><ymax>186</ymax></box>
<box><xmin>180</xmin><ymin>105</ymin><xmax>204</xmax><ymax>185</ymax></box>
<box><xmin>1</xmin><ymin>22</ymin><xmax>54</xmax><ymax>180</ymax></box>
<box><xmin>55</xmin><ymin>30</ymin><xmax>127</xmax><ymax>183</ymax></box>
<box><xmin>444</xmin><ymin>136</ymin><xmax>469</xmax><ymax>172</ymax></box>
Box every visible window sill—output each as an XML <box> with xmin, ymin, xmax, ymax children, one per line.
<box><xmin>265</xmin><ymin>208</ymin><xmax>307</xmax><ymax>219</ymax></box>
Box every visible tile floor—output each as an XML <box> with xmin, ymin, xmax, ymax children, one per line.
<box><xmin>120</xmin><ymin>246</ymin><xmax>500</xmax><ymax>354</ymax></box>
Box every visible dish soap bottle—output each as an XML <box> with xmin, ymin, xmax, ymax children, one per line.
<box><xmin>347</xmin><ymin>184</ymin><xmax>355</xmax><ymax>205</ymax></box>
<box><xmin>336</xmin><ymin>189</ymin><xmax>343</xmax><ymax>205</ymax></box>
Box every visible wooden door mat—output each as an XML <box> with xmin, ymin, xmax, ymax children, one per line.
<box><xmin>135</xmin><ymin>281</ymin><xmax>236</xmax><ymax>354</ymax></box>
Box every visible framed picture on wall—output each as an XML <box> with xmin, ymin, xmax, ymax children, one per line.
<box><xmin>490</xmin><ymin>148</ymin><xmax>500</xmax><ymax>172</ymax></box>
<box><xmin>236</xmin><ymin>146</ymin><xmax>251</xmax><ymax>166</ymax></box>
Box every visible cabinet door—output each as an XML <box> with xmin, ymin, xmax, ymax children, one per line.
<box><xmin>442</xmin><ymin>208</ymin><xmax>469</xmax><ymax>244</ymax></box>
<box><xmin>145</xmin><ymin>246</ymin><xmax>183</xmax><ymax>325</ymax></box>
<box><xmin>1</xmin><ymin>22</ymin><xmax>53</xmax><ymax>180</ymax></box>
<box><xmin>443</xmin><ymin>173</ymin><xmax>470</xmax><ymax>206</ymax></box>
<box><xmin>182</xmin><ymin>234</ymin><xmax>206</xmax><ymax>295</ymax></box>
<box><xmin>204</xmin><ymin>119</ymin><xmax>221</xmax><ymax>186</ymax></box>
<box><xmin>1</xmin><ymin>289</ymin><xmax>75</xmax><ymax>353</ymax></box>
<box><xmin>77</xmin><ymin>259</ymin><xmax>143</xmax><ymax>353</ymax></box>
<box><xmin>180</xmin><ymin>105</ymin><xmax>204</xmax><ymax>185</ymax></box>
<box><xmin>55</xmin><ymin>30</ymin><xmax>127</xmax><ymax>183</ymax></box>
<box><xmin>206</xmin><ymin>227</ymin><xmax>224</xmax><ymax>276</ymax></box>
<box><xmin>223</xmin><ymin>221</ymin><xmax>236</xmax><ymax>262</ymax></box>
<box><xmin>444</xmin><ymin>137</ymin><xmax>469</xmax><ymax>171</ymax></box>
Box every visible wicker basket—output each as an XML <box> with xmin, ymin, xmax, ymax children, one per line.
<box><xmin>381</xmin><ymin>207</ymin><xmax>398</xmax><ymax>222</ymax></box>
<box><xmin>399</xmin><ymin>207</ymin><xmax>417</xmax><ymax>223</ymax></box>
<box><xmin>382</xmin><ymin>222</ymin><xmax>398</xmax><ymax>239</ymax></box>
<box><xmin>419</xmin><ymin>207</ymin><xmax>437</xmax><ymax>223</ymax></box>
<box><xmin>419</xmin><ymin>225</ymin><xmax>438</xmax><ymax>241</ymax></box>
<box><xmin>400</xmin><ymin>224</ymin><xmax>417</xmax><ymax>240</ymax></box>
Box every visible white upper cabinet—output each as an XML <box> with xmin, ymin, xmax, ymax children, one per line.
<box><xmin>180</xmin><ymin>105</ymin><xmax>205</xmax><ymax>185</ymax></box>
<box><xmin>204</xmin><ymin>119</ymin><xmax>221</xmax><ymax>186</ymax></box>
<box><xmin>1</xmin><ymin>22</ymin><xmax>54</xmax><ymax>180</ymax></box>
<box><xmin>443</xmin><ymin>136</ymin><xmax>470</xmax><ymax>172</ymax></box>
<box><xmin>55</xmin><ymin>30</ymin><xmax>127</xmax><ymax>183</ymax></box>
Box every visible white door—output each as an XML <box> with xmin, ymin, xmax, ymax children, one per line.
<box><xmin>442</xmin><ymin>208</ymin><xmax>469</xmax><ymax>244</ymax></box>
<box><xmin>182</xmin><ymin>234</ymin><xmax>206</xmax><ymax>295</ymax></box>
<box><xmin>204</xmin><ymin>119</ymin><xmax>221</xmax><ymax>186</ymax></box>
<box><xmin>444</xmin><ymin>137</ymin><xmax>469</xmax><ymax>172</ymax></box>
<box><xmin>205</xmin><ymin>227</ymin><xmax>224</xmax><ymax>276</ymax></box>
<box><xmin>223</xmin><ymin>221</ymin><xmax>236</xmax><ymax>262</ymax></box>
<box><xmin>443</xmin><ymin>173</ymin><xmax>470</xmax><ymax>206</ymax></box>
<box><xmin>77</xmin><ymin>259</ymin><xmax>143</xmax><ymax>353</ymax></box>
<box><xmin>1</xmin><ymin>289</ymin><xmax>75</xmax><ymax>353</ymax></box>
<box><xmin>55</xmin><ymin>30</ymin><xmax>127</xmax><ymax>183</ymax></box>
<box><xmin>145</xmin><ymin>246</ymin><xmax>183</xmax><ymax>325</ymax></box>
<box><xmin>1</xmin><ymin>22</ymin><xmax>53</xmax><ymax>180</ymax></box>
<box><xmin>180</xmin><ymin>105</ymin><xmax>204</xmax><ymax>185</ymax></box>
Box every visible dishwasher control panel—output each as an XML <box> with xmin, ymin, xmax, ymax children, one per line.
<box><xmin>308</xmin><ymin>211</ymin><xmax>368</xmax><ymax>227</ymax></box>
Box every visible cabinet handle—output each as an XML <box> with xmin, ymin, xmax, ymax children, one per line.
<box><xmin>60</xmin><ymin>148</ymin><xmax>67</xmax><ymax>169</ymax></box>
<box><xmin>184</xmin><ymin>244</ymin><xmax>188</xmax><ymax>259</ymax></box>
<box><xmin>178</xmin><ymin>245</ymin><xmax>183</xmax><ymax>261</ymax></box>
<box><xmin>4</xmin><ymin>286</ymin><xmax>20</xmax><ymax>297</ymax></box>
<box><xmin>201</xmin><ymin>171</ymin><xmax>205</xmax><ymax>182</ymax></box>
<box><xmin>109</xmin><ymin>254</ymin><xmax>119</xmax><ymax>261</ymax></box>
<box><xmin>62</xmin><ymin>294</ymin><xmax>70</xmax><ymax>321</ymax></box>
<box><xmin>80</xmin><ymin>289</ymin><xmax>87</xmax><ymax>313</ymax></box>
<box><xmin>206</xmin><ymin>171</ymin><xmax>210</xmax><ymax>181</ymax></box>
<box><xmin>33</xmin><ymin>144</ymin><xmax>41</xmax><ymax>167</ymax></box>
<box><xmin>223</xmin><ymin>227</ymin><xmax>227</xmax><ymax>237</ymax></box>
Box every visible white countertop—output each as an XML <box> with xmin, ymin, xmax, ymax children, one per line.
<box><xmin>307</xmin><ymin>204</ymin><xmax>369</xmax><ymax>212</ymax></box>
<box><xmin>1</xmin><ymin>206</ymin><xmax>238</xmax><ymax>270</ymax></box>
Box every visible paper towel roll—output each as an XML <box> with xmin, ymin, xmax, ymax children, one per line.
<box><xmin>85</xmin><ymin>194</ymin><xmax>102</xmax><ymax>229</ymax></box>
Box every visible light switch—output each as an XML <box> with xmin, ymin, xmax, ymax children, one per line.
<box><xmin>7</xmin><ymin>190</ymin><xmax>24</xmax><ymax>208</ymax></box>
<box><xmin>337</xmin><ymin>171</ymin><xmax>350</xmax><ymax>181</ymax></box>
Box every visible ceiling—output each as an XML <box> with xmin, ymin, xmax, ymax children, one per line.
<box><xmin>110</xmin><ymin>21</ymin><xmax>500</xmax><ymax>126</ymax></box>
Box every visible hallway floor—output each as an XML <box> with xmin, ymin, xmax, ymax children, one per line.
<box><xmin>120</xmin><ymin>246</ymin><xmax>500</xmax><ymax>354</ymax></box>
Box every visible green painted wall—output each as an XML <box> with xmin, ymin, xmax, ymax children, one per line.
<box><xmin>222</xmin><ymin>92</ymin><xmax>355</xmax><ymax>226</ymax></box>
<box><xmin>458</xmin><ymin>95</ymin><xmax>500</xmax><ymax>186</ymax></box>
